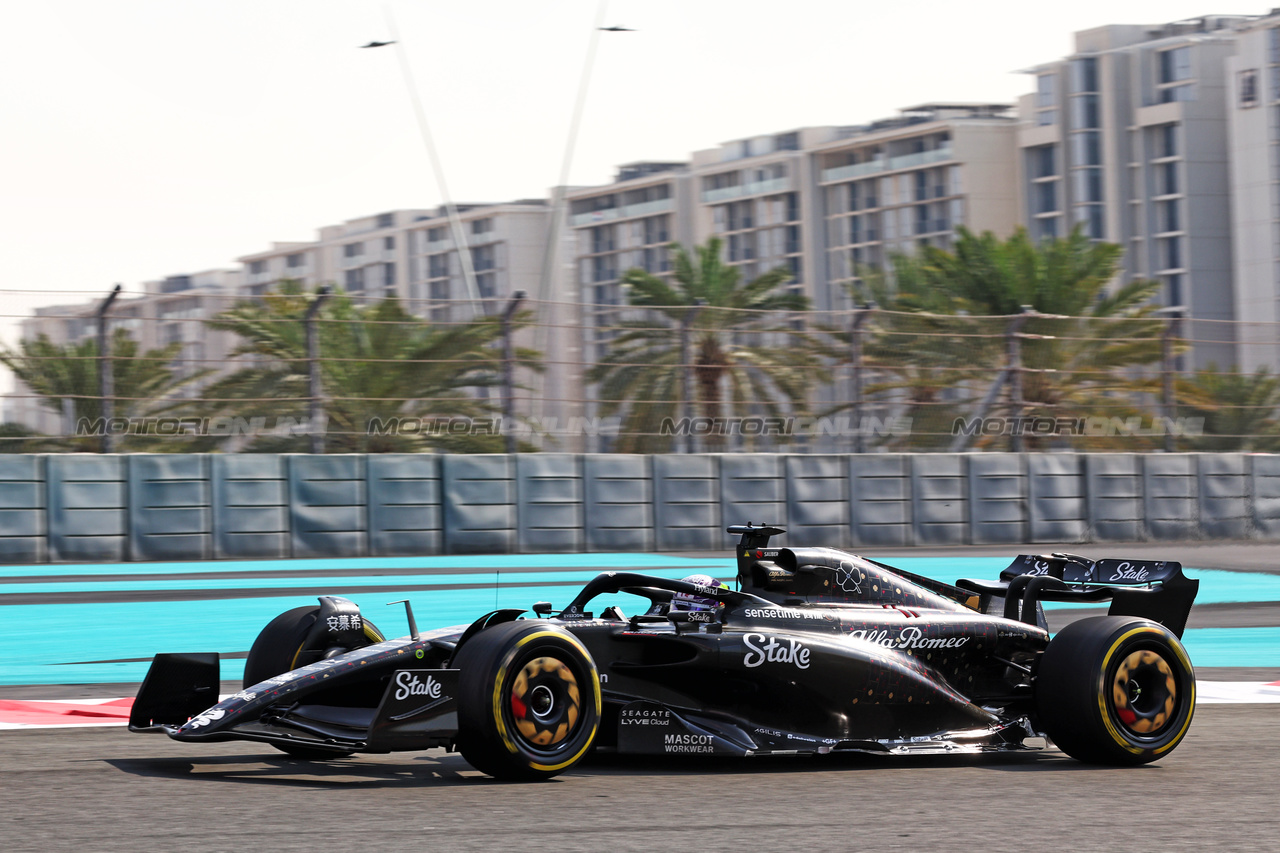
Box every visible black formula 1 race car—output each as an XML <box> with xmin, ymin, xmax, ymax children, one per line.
<box><xmin>130</xmin><ymin>524</ymin><xmax>1200</xmax><ymax>779</ymax></box>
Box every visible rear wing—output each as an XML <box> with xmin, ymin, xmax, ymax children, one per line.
<box><xmin>959</xmin><ymin>554</ymin><xmax>1199</xmax><ymax>638</ymax></box>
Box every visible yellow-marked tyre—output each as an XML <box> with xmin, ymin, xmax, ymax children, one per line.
<box><xmin>1036</xmin><ymin>616</ymin><xmax>1195</xmax><ymax>766</ymax></box>
<box><xmin>241</xmin><ymin>605</ymin><xmax>383</xmax><ymax>760</ymax></box>
<box><xmin>454</xmin><ymin>621</ymin><xmax>601</xmax><ymax>781</ymax></box>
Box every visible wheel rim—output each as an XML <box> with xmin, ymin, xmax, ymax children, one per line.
<box><xmin>1110</xmin><ymin>648</ymin><xmax>1179</xmax><ymax>736</ymax></box>
<box><xmin>508</xmin><ymin>655</ymin><xmax>583</xmax><ymax>750</ymax></box>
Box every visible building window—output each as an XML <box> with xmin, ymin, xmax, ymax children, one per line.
<box><xmin>344</xmin><ymin>242</ymin><xmax>363</xmax><ymax>258</ymax></box>
<box><xmin>1071</xmin><ymin>57</ymin><xmax>1099</xmax><ymax>94</ymax></box>
<box><xmin>286</xmin><ymin>253</ymin><xmax>305</xmax><ymax>268</ymax></box>
<box><xmin>345</xmin><ymin>268</ymin><xmax>365</xmax><ymax>291</ymax></box>
<box><xmin>1159</xmin><ymin>124</ymin><xmax>1178</xmax><ymax>158</ymax></box>
<box><xmin>470</xmin><ymin>218</ymin><xmax>492</xmax><ymax>235</ymax></box>
<box><xmin>703</xmin><ymin>171</ymin><xmax>740</xmax><ymax>192</ymax></box>
<box><xmin>1159</xmin><ymin>199</ymin><xmax>1180</xmax><ymax>233</ymax></box>
<box><xmin>1032</xmin><ymin>145</ymin><xmax>1056</xmax><ymax>179</ymax></box>
<box><xmin>1035</xmin><ymin>182</ymin><xmax>1057</xmax><ymax>215</ymax></box>
<box><xmin>428</xmin><ymin>254</ymin><xmax>449</xmax><ymax>279</ymax></box>
<box><xmin>249</xmin><ymin>260</ymin><xmax>267</xmax><ymax>274</ymax></box>
<box><xmin>1071</xmin><ymin>131</ymin><xmax>1101</xmax><ymax>166</ymax></box>
<box><xmin>775</xmin><ymin>131</ymin><xmax>800</xmax><ymax>151</ymax></box>
<box><xmin>383</xmin><ymin>236</ymin><xmax>395</xmax><ymax>250</ymax></box>
<box><xmin>1160</xmin><ymin>236</ymin><xmax>1182</xmax><ymax>270</ymax></box>
<box><xmin>1160</xmin><ymin>161</ymin><xmax>1179</xmax><ymax>196</ymax></box>
<box><xmin>1159</xmin><ymin>47</ymin><xmax>1192</xmax><ymax>84</ymax></box>
<box><xmin>383</xmin><ymin>263</ymin><xmax>396</xmax><ymax>291</ymax></box>
<box><xmin>1070</xmin><ymin>94</ymin><xmax>1099</xmax><ymax>130</ymax></box>
<box><xmin>377</xmin><ymin>212</ymin><xmax>395</xmax><ymax>229</ymax></box>
<box><xmin>1073</xmin><ymin>168</ymin><xmax>1103</xmax><ymax>203</ymax></box>
<box><xmin>428</xmin><ymin>227</ymin><xmax>446</xmax><ymax>242</ymax></box>
<box><xmin>1036</xmin><ymin>73</ymin><xmax>1057</xmax><ymax>126</ymax></box>
<box><xmin>471</xmin><ymin>245</ymin><xmax>496</xmax><ymax>272</ymax></box>
<box><xmin>591</xmin><ymin>225</ymin><xmax>614</xmax><ymax>253</ymax></box>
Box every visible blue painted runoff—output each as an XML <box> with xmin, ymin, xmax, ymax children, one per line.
<box><xmin>2</xmin><ymin>554</ymin><xmax>1278</xmax><ymax>686</ymax></box>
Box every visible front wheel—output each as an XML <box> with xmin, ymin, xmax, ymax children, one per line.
<box><xmin>453</xmin><ymin>621</ymin><xmax>602</xmax><ymax>781</ymax></box>
<box><xmin>242</xmin><ymin>604</ymin><xmax>383</xmax><ymax>760</ymax></box>
<box><xmin>1036</xmin><ymin>616</ymin><xmax>1195</xmax><ymax>765</ymax></box>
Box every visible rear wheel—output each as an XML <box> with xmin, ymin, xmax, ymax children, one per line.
<box><xmin>454</xmin><ymin>621</ymin><xmax>601</xmax><ymax>781</ymax></box>
<box><xmin>242</xmin><ymin>605</ymin><xmax>382</xmax><ymax>759</ymax></box>
<box><xmin>1036</xmin><ymin>616</ymin><xmax>1195</xmax><ymax>765</ymax></box>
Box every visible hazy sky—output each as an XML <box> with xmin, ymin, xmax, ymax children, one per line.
<box><xmin>0</xmin><ymin>0</ymin><xmax>1268</xmax><ymax>376</ymax></box>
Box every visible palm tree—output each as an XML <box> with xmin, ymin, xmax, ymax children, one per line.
<box><xmin>588</xmin><ymin>237</ymin><xmax>826</xmax><ymax>452</ymax></box>
<box><xmin>199</xmin><ymin>282</ymin><xmax>540</xmax><ymax>452</ymax></box>
<box><xmin>838</xmin><ymin>226</ymin><xmax>1168</xmax><ymax>450</ymax></box>
<box><xmin>0</xmin><ymin>330</ymin><xmax>202</xmax><ymax>450</ymax></box>
<box><xmin>1178</xmin><ymin>365</ymin><xmax>1280</xmax><ymax>452</ymax></box>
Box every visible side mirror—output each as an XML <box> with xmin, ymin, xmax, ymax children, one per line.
<box><xmin>532</xmin><ymin>601</ymin><xmax>554</xmax><ymax>616</ymax></box>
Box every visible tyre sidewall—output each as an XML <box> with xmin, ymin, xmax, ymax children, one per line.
<box><xmin>1037</xmin><ymin>616</ymin><xmax>1195</xmax><ymax>765</ymax></box>
<box><xmin>455</xmin><ymin>621</ymin><xmax>601</xmax><ymax>780</ymax></box>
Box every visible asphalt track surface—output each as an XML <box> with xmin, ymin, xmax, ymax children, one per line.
<box><xmin>4</xmin><ymin>706</ymin><xmax>1278</xmax><ymax>853</ymax></box>
<box><xmin>3</xmin><ymin>542</ymin><xmax>1279</xmax><ymax>852</ymax></box>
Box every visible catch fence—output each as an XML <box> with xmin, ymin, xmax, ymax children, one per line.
<box><xmin>1</xmin><ymin>292</ymin><xmax>1275</xmax><ymax>454</ymax></box>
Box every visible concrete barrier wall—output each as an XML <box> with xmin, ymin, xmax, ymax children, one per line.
<box><xmin>6</xmin><ymin>452</ymin><xmax>1280</xmax><ymax>563</ymax></box>
<box><xmin>212</xmin><ymin>454</ymin><xmax>290</xmax><ymax>559</ymax></box>
<box><xmin>0</xmin><ymin>456</ymin><xmax>46</xmax><ymax>563</ymax></box>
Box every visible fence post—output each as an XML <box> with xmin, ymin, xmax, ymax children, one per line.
<box><xmin>850</xmin><ymin>303</ymin><xmax>875</xmax><ymax>454</ymax></box>
<box><xmin>1159</xmin><ymin>306</ymin><xmax>1184</xmax><ymax>453</ymax></box>
<box><xmin>305</xmin><ymin>286</ymin><xmax>331</xmax><ymax>454</ymax></box>
<box><xmin>679</xmin><ymin>299</ymin><xmax>705</xmax><ymax>454</ymax></box>
<box><xmin>96</xmin><ymin>284</ymin><xmax>122</xmax><ymax>453</ymax></box>
<box><xmin>501</xmin><ymin>290</ymin><xmax>527</xmax><ymax>454</ymax></box>
<box><xmin>1008</xmin><ymin>307</ymin><xmax>1029</xmax><ymax>453</ymax></box>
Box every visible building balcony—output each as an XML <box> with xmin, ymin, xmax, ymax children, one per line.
<box><xmin>570</xmin><ymin>197</ymin><xmax>674</xmax><ymax>227</ymax></box>
<box><xmin>700</xmin><ymin>177</ymin><xmax>791</xmax><ymax>205</ymax></box>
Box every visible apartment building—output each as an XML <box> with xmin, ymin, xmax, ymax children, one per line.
<box><xmin>1227</xmin><ymin>13</ymin><xmax>1280</xmax><ymax>371</ymax></box>
<box><xmin>238</xmin><ymin>209</ymin><xmax>433</xmax><ymax>301</ymax></box>
<box><xmin>7</xmin><ymin>270</ymin><xmax>241</xmax><ymax>434</ymax></box>
<box><xmin>565</xmin><ymin>163</ymin><xmax>694</xmax><ymax>362</ymax></box>
<box><xmin>1018</xmin><ymin>16</ymin><xmax>1253</xmax><ymax>369</ymax></box>
<box><xmin>813</xmin><ymin>104</ymin><xmax>1019</xmax><ymax>310</ymax></box>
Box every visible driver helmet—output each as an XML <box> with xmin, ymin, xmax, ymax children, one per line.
<box><xmin>670</xmin><ymin>574</ymin><xmax>729</xmax><ymax>612</ymax></box>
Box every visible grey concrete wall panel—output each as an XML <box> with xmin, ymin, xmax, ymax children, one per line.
<box><xmin>212</xmin><ymin>454</ymin><xmax>290</xmax><ymax>559</ymax></box>
<box><xmin>517</xmin><ymin>454</ymin><xmax>583</xmax><ymax>552</ymax></box>
<box><xmin>442</xmin><ymin>455</ymin><xmax>515</xmax><ymax>554</ymax></box>
<box><xmin>785</xmin><ymin>455</ymin><xmax>850</xmax><ymax>547</ymax></box>
<box><xmin>368</xmin><ymin>454</ymin><xmax>442</xmax><ymax>556</ymax></box>
<box><xmin>653</xmin><ymin>455</ymin><xmax>720</xmax><ymax>551</ymax></box>
<box><xmin>720</xmin><ymin>455</ymin><xmax>786</xmax><ymax>532</ymax></box>
<box><xmin>1143</xmin><ymin>454</ymin><xmax>1198</xmax><ymax>540</ymax></box>
<box><xmin>849</xmin><ymin>455</ymin><xmax>912</xmax><ymax>547</ymax></box>
<box><xmin>1252</xmin><ymin>455</ymin><xmax>1280</xmax><ymax>538</ymax></box>
<box><xmin>128</xmin><ymin>454</ymin><xmax>211</xmax><ymax>561</ymax></box>
<box><xmin>583</xmin><ymin>455</ymin><xmax>652</xmax><ymax>551</ymax></box>
<box><xmin>0</xmin><ymin>455</ymin><xmax>46</xmax><ymax>563</ymax></box>
<box><xmin>289</xmin><ymin>455</ymin><xmax>367</xmax><ymax>558</ymax></box>
<box><xmin>1085</xmin><ymin>454</ymin><xmax>1144</xmax><ymax>541</ymax></box>
<box><xmin>1198</xmin><ymin>454</ymin><xmax>1249</xmax><ymax>539</ymax></box>
<box><xmin>48</xmin><ymin>455</ymin><xmax>127</xmax><ymax>562</ymax></box>
<box><xmin>967</xmin><ymin>454</ymin><xmax>1027</xmax><ymax>545</ymax></box>
<box><xmin>1026</xmin><ymin>454</ymin><xmax>1086</xmax><ymax>543</ymax></box>
<box><xmin>910</xmin><ymin>455</ymin><xmax>967</xmax><ymax>545</ymax></box>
